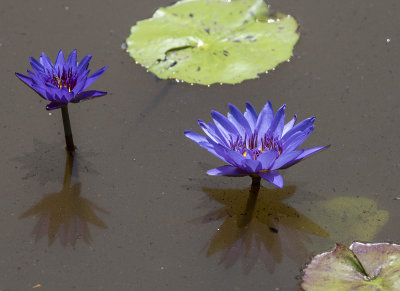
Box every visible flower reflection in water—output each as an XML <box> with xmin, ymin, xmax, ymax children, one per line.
<box><xmin>19</xmin><ymin>152</ymin><xmax>108</xmax><ymax>247</ymax></box>
<box><xmin>192</xmin><ymin>185</ymin><xmax>329</xmax><ymax>274</ymax></box>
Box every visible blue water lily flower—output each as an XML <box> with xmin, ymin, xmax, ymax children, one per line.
<box><xmin>185</xmin><ymin>101</ymin><xmax>328</xmax><ymax>188</ymax></box>
<box><xmin>16</xmin><ymin>50</ymin><xmax>108</xmax><ymax>110</ymax></box>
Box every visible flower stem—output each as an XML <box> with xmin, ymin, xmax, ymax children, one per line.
<box><xmin>61</xmin><ymin>105</ymin><xmax>75</xmax><ymax>152</ymax></box>
<box><xmin>249</xmin><ymin>175</ymin><xmax>261</xmax><ymax>200</ymax></box>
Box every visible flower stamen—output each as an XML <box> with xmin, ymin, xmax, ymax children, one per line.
<box><xmin>229</xmin><ymin>133</ymin><xmax>282</xmax><ymax>160</ymax></box>
<box><xmin>51</xmin><ymin>68</ymin><xmax>77</xmax><ymax>92</ymax></box>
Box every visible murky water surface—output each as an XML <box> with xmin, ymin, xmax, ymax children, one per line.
<box><xmin>1</xmin><ymin>0</ymin><xmax>400</xmax><ymax>290</ymax></box>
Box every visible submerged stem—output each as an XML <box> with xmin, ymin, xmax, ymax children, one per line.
<box><xmin>61</xmin><ymin>105</ymin><xmax>75</xmax><ymax>152</ymax></box>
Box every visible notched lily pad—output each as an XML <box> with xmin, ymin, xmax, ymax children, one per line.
<box><xmin>302</xmin><ymin>242</ymin><xmax>400</xmax><ymax>290</ymax></box>
<box><xmin>126</xmin><ymin>0</ymin><xmax>299</xmax><ymax>85</ymax></box>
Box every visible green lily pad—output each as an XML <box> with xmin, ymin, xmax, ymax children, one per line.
<box><xmin>126</xmin><ymin>0</ymin><xmax>299</xmax><ymax>85</ymax></box>
<box><xmin>301</xmin><ymin>242</ymin><xmax>400</xmax><ymax>290</ymax></box>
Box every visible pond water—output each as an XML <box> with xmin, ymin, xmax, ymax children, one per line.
<box><xmin>1</xmin><ymin>0</ymin><xmax>400</xmax><ymax>290</ymax></box>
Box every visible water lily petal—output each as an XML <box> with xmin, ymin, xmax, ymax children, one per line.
<box><xmin>197</xmin><ymin>141</ymin><xmax>230</xmax><ymax>164</ymax></box>
<box><xmin>29</xmin><ymin>57</ymin><xmax>45</xmax><ymax>74</ymax></box>
<box><xmin>271</xmin><ymin>150</ymin><xmax>303</xmax><ymax>170</ymax></box>
<box><xmin>224</xmin><ymin>150</ymin><xmax>246</xmax><ymax>168</ymax></box>
<box><xmin>282</xmin><ymin>116</ymin><xmax>315</xmax><ymax>142</ymax></box>
<box><xmin>258</xmin><ymin>171</ymin><xmax>283</xmax><ymax>188</ymax></box>
<box><xmin>60</xmin><ymin>93</ymin><xmax>72</xmax><ymax>104</ymax></box>
<box><xmin>266</xmin><ymin>104</ymin><xmax>286</xmax><ymax>137</ymax></box>
<box><xmin>40</xmin><ymin>52</ymin><xmax>54</xmax><ymax>68</ymax></box>
<box><xmin>198</xmin><ymin>120</ymin><xmax>228</xmax><ymax>146</ymax></box>
<box><xmin>282</xmin><ymin>114</ymin><xmax>297</xmax><ymax>136</ymax></box>
<box><xmin>211</xmin><ymin>142</ymin><xmax>245</xmax><ymax>168</ymax></box>
<box><xmin>297</xmin><ymin>145</ymin><xmax>329</xmax><ymax>160</ymax></box>
<box><xmin>244</xmin><ymin>102</ymin><xmax>258</xmax><ymax>131</ymax></box>
<box><xmin>243</xmin><ymin>159</ymin><xmax>262</xmax><ymax>173</ymax></box>
<box><xmin>228</xmin><ymin>104</ymin><xmax>252</xmax><ymax>137</ymax></box>
<box><xmin>283</xmin><ymin>126</ymin><xmax>314</xmax><ymax>152</ymax></box>
<box><xmin>71</xmin><ymin>90</ymin><xmax>107</xmax><ymax>102</ymax></box>
<box><xmin>61</xmin><ymin>88</ymin><xmax>75</xmax><ymax>102</ymax></box>
<box><xmin>77</xmin><ymin>54</ymin><xmax>92</xmax><ymax>73</ymax></box>
<box><xmin>279</xmin><ymin>146</ymin><xmax>329</xmax><ymax>169</ymax></box>
<box><xmin>26</xmin><ymin>69</ymin><xmax>45</xmax><ymax>84</ymax></box>
<box><xmin>46</xmin><ymin>101</ymin><xmax>65</xmax><ymax>110</ymax></box>
<box><xmin>83</xmin><ymin>66</ymin><xmax>108</xmax><ymax>90</ymax></box>
<box><xmin>27</xmin><ymin>69</ymin><xmax>37</xmax><ymax>79</ymax></box>
<box><xmin>72</xmin><ymin>70</ymin><xmax>90</xmax><ymax>94</ymax></box>
<box><xmin>207</xmin><ymin>165</ymin><xmax>247</xmax><ymax>176</ymax></box>
<box><xmin>211</xmin><ymin>110</ymin><xmax>240</xmax><ymax>140</ymax></box>
<box><xmin>257</xmin><ymin>150</ymin><xmax>279</xmax><ymax>169</ymax></box>
<box><xmin>15</xmin><ymin>73</ymin><xmax>33</xmax><ymax>86</ymax></box>
<box><xmin>66</xmin><ymin>49</ymin><xmax>78</xmax><ymax>68</ymax></box>
<box><xmin>55</xmin><ymin>50</ymin><xmax>66</xmax><ymax>69</ymax></box>
<box><xmin>184</xmin><ymin>130</ymin><xmax>209</xmax><ymax>144</ymax></box>
<box><xmin>256</xmin><ymin>101</ymin><xmax>274</xmax><ymax>137</ymax></box>
<box><xmin>30</xmin><ymin>84</ymin><xmax>46</xmax><ymax>98</ymax></box>
<box><xmin>45</xmin><ymin>90</ymin><xmax>57</xmax><ymax>101</ymax></box>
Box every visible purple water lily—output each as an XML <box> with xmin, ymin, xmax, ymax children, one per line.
<box><xmin>185</xmin><ymin>101</ymin><xmax>328</xmax><ymax>188</ymax></box>
<box><xmin>16</xmin><ymin>50</ymin><xmax>108</xmax><ymax>152</ymax></box>
<box><xmin>16</xmin><ymin>50</ymin><xmax>108</xmax><ymax>110</ymax></box>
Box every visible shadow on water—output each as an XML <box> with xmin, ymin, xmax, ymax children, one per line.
<box><xmin>12</xmin><ymin>139</ymin><xmax>99</xmax><ymax>185</ymax></box>
<box><xmin>19</xmin><ymin>151</ymin><xmax>108</xmax><ymax>247</ymax></box>
<box><xmin>190</xmin><ymin>185</ymin><xmax>329</xmax><ymax>274</ymax></box>
<box><xmin>136</xmin><ymin>78</ymin><xmax>175</xmax><ymax>123</ymax></box>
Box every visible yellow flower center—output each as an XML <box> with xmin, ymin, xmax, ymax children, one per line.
<box><xmin>54</xmin><ymin>76</ymin><xmax>71</xmax><ymax>92</ymax></box>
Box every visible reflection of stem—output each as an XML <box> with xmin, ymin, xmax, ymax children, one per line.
<box><xmin>63</xmin><ymin>152</ymin><xmax>74</xmax><ymax>187</ymax></box>
<box><xmin>61</xmin><ymin>105</ymin><xmax>75</xmax><ymax>152</ymax></box>
<box><xmin>238</xmin><ymin>176</ymin><xmax>261</xmax><ymax>228</ymax></box>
